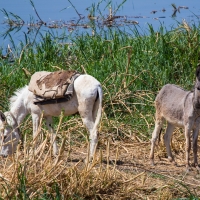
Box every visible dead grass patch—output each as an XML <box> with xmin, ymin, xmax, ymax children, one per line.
<box><xmin>0</xmin><ymin>119</ymin><xmax>199</xmax><ymax>199</ymax></box>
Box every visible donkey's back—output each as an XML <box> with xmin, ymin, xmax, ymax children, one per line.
<box><xmin>155</xmin><ymin>84</ymin><xmax>192</xmax><ymax>127</ymax></box>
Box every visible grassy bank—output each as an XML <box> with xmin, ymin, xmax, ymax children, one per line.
<box><xmin>0</xmin><ymin>14</ymin><xmax>200</xmax><ymax>199</ymax></box>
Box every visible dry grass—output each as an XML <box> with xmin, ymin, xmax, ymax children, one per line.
<box><xmin>0</xmin><ymin>113</ymin><xmax>200</xmax><ymax>199</ymax></box>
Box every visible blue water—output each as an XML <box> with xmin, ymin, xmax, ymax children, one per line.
<box><xmin>0</xmin><ymin>0</ymin><xmax>200</xmax><ymax>51</ymax></box>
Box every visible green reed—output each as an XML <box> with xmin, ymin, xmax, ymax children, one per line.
<box><xmin>1</xmin><ymin>21</ymin><xmax>200</xmax><ymax>134</ymax></box>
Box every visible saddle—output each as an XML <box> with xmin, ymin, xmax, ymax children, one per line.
<box><xmin>28</xmin><ymin>70</ymin><xmax>80</xmax><ymax>105</ymax></box>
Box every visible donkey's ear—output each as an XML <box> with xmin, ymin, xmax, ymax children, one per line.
<box><xmin>0</xmin><ymin>111</ymin><xmax>6</xmax><ymax>123</ymax></box>
<box><xmin>196</xmin><ymin>65</ymin><xmax>200</xmax><ymax>81</ymax></box>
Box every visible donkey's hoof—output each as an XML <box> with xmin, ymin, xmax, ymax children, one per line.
<box><xmin>168</xmin><ymin>157</ymin><xmax>174</xmax><ymax>162</ymax></box>
<box><xmin>195</xmin><ymin>165</ymin><xmax>200</xmax><ymax>172</ymax></box>
<box><xmin>172</xmin><ymin>160</ymin><xmax>177</xmax><ymax>166</ymax></box>
<box><xmin>150</xmin><ymin>160</ymin><xmax>155</xmax><ymax>166</ymax></box>
<box><xmin>84</xmin><ymin>157</ymin><xmax>93</xmax><ymax>165</ymax></box>
<box><xmin>52</xmin><ymin>152</ymin><xmax>59</xmax><ymax>159</ymax></box>
<box><xmin>186</xmin><ymin>166</ymin><xmax>192</xmax><ymax>173</ymax></box>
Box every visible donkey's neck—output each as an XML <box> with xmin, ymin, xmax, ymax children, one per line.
<box><xmin>10</xmin><ymin>99</ymin><xmax>28</xmax><ymax>125</ymax></box>
<box><xmin>10</xmin><ymin>86</ymin><xmax>29</xmax><ymax>125</ymax></box>
<box><xmin>192</xmin><ymin>88</ymin><xmax>200</xmax><ymax>109</ymax></box>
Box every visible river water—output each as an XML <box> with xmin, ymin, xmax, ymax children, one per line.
<box><xmin>0</xmin><ymin>0</ymin><xmax>200</xmax><ymax>51</ymax></box>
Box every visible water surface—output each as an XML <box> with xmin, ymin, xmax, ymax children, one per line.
<box><xmin>0</xmin><ymin>0</ymin><xmax>200</xmax><ymax>51</ymax></box>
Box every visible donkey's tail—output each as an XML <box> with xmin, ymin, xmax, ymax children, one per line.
<box><xmin>92</xmin><ymin>84</ymin><xmax>103</xmax><ymax>132</ymax></box>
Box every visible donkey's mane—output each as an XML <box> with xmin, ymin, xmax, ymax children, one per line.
<box><xmin>9</xmin><ymin>85</ymin><xmax>28</xmax><ymax>110</ymax></box>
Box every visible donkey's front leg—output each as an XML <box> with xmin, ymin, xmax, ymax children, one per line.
<box><xmin>45</xmin><ymin>116</ymin><xmax>58</xmax><ymax>156</ymax></box>
<box><xmin>193</xmin><ymin>128</ymin><xmax>200</xmax><ymax>170</ymax></box>
<box><xmin>32</xmin><ymin>113</ymin><xmax>41</xmax><ymax>142</ymax></box>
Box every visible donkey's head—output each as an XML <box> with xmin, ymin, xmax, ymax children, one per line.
<box><xmin>0</xmin><ymin>111</ymin><xmax>21</xmax><ymax>157</ymax></box>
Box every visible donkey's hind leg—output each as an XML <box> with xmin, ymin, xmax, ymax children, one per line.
<box><xmin>32</xmin><ymin>113</ymin><xmax>42</xmax><ymax>149</ymax></box>
<box><xmin>82</xmin><ymin>115</ymin><xmax>97</xmax><ymax>161</ymax></box>
<box><xmin>184</xmin><ymin>127</ymin><xmax>192</xmax><ymax>172</ymax></box>
<box><xmin>149</xmin><ymin>117</ymin><xmax>164</xmax><ymax>166</ymax></box>
<box><xmin>164</xmin><ymin>123</ymin><xmax>175</xmax><ymax>163</ymax></box>
<box><xmin>78</xmin><ymin>103</ymin><xmax>97</xmax><ymax>161</ymax></box>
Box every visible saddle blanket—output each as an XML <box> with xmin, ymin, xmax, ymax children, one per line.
<box><xmin>28</xmin><ymin>70</ymin><xmax>80</xmax><ymax>104</ymax></box>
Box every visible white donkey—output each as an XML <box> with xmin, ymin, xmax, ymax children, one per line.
<box><xmin>9</xmin><ymin>74</ymin><xmax>103</xmax><ymax>160</ymax></box>
<box><xmin>0</xmin><ymin>111</ymin><xmax>21</xmax><ymax>156</ymax></box>
<box><xmin>150</xmin><ymin>66</ymin><xmax>200</xmax><ymax>171</ymax></box>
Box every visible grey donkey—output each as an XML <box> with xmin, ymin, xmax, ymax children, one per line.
<box><xmin>150</xmin><ymin>65</ymin><xmax>200</xmax><ymax>172</ymax></box>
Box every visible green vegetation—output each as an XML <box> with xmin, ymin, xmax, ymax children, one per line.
<box><xmin>1</xmin><ymin>20</ymin><xmax>199</xmax><ymax>137</ymax></box>
<box><xmin>1</xmin><ymin>1</ymin><xmax>200</xmax><ymax>199</ymax></box>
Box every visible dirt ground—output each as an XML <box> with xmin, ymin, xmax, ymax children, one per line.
<box><xmin>1</xmin><ymin>129</ymin><xmax>200</xmax><ymax>199</ymax></box>
<box><xmin>66</xmin><ymin>135</ymin><xmax>200</xmax><ymax>199</ymax></box>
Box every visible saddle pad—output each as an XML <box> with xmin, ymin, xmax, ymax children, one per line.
<box><xmin>28</xmin><ymin>70</ymin><xmax>80</xmax><ymax>103</ymax></box>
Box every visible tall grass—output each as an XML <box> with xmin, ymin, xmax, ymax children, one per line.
<box><xmin>4</xmin><ymin>20</ymin><xmax>197</xmax><ymax>136</ymax></box>
<box><xmin>1</xmin><ymin>2</ymin><xmax>200</xmax><ymax>198</ymax></box>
